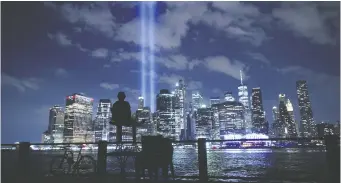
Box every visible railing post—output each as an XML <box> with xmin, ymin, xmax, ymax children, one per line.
<box><xmin>18</xmin><ymin>142</ymin><xmax>30</xmax><ymax>177</ymax></box>
<box><xmin>198</xmin><ymin>138</ymin><xmax>208</xmax><ymax>182</ymax></box>
<box><xmin>325</xmin><ymin>135</ymin><xmax>340</xmax><ymax>183</ymax></box>
<box><xmin>97</xmin><ymin>140</ymin><xmax>107</xmax><ymax>175</ymax></box>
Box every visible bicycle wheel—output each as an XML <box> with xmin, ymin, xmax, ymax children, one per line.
<box><xmin>76</xmin><ymin>155</ymin><xmax>97</xmax><ymax>176</ymax></box>
<box><xmin>50</xmin><ymin>155</ymin><xmax>71</xmax><ymax>176</ymax></box>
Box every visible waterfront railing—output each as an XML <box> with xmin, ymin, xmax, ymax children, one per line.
<box><xmin>1</xmin><ymin>136</ymin><xmax>340</xmax><ymax>182</ymax></box>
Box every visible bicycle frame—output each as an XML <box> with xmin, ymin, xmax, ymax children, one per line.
<box><xmin>57</xmin><ymin>145</ymin><xmax>84</xmax><ymax>172</ymax></box>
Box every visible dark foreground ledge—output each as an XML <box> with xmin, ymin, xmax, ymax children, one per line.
<box><xmin>2</xmin><ymin>175</ymin><xmax>254</xmax><ymax>183</ymax></box>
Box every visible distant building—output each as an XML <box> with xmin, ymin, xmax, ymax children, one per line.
<box><xmin>251</xmin><ymin>88</ymin><xmax>267</xmax><ymax>134</ymax></box>
<box><xmin>278</xmin><ymin>94</ymin><xmax>297</xmax><ymax>138</ymax></box>
<box><xmin>296</xmin><ymin>80</ymin><xmax>316</xmax><ymax>137</ymax></box>
<box><xmin>156</xmin><ymin>89</ymin><xmax>179</xmax><ymax>140</ymax></box>
<box><xmin>238</xmin><ymin>70</ymin><xmax>252</xmax><ymax>133</ymax></box>
<box><xmin>136</xmin><ymin>106</ymin><xmax>153</xmax><ymax>141</ymax></box>
<box><xmin>94</xmin><ymin>99</ymin><xmax>111</xmax><ymax>142</ymax></box>
<box><xmin>174</xmin><ymin>80</ymin><xmax>186</xmax><ymax>140</ymax></box>
<box><xmin>138</xmin><ymin>96</ymin><xmax>144</xmax><ymax>110</ymax></box>
<box><xmin>42</xmin><ymin>131</ymin><xmax>53</xmax><ymax>143</ymax></box>
<box><xmin>209</xmin><ymin>97</ymin><xmax>220</xmax><ymax>107</ymax></box>
<box><xmin>195</xmin><ymin>107</ymin><xmax>213</xmax><ymax>139</ymax></box>
<box><xmin>48</xmin><ymin>105</ymin><xmax>64</xmax><ymax>143</ymax></box>
<box><xmin>224</xmin><ymin>91</ymin><xmax>235</xmax><ymax>102</ymax></box>
<box><xmin>316</xmin><ymin>122</ymin><xmax>335</xmax><ymax>137</ymax></box>
<box><xmin>64</xmin><ymin>93</ymin><xmax>94</xmax><ymax>143</ymax></box>
<box><xmin>271</xmin><ymin>106</ymin><xmax>280</xmax><ymax>137</ymax></box>
<box><xmin>214</xmin><ymin>100</ymin><xmax>245</xmax><ymax>138</ymax></box>
<box><xmin>334</xmin><ymin>121</ymin><xmax>340</xmax><ymax>137</ymax></box>
<box><xmin>192</xmin><ymin>91</ymin><xmax>203</xmax><ymax>111</ymax></box>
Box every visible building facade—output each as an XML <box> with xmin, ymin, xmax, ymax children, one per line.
<box><xmin>296</xmin><ymin>80</ymin><xmax>316</xmax><ymax>137</ymax></box>
<box><xmin>195</xmin><ymin>107</ymin><xmax>213</xmax><ymax>139</ymax></box>
<box><xmin>215</xmin><ymin>101</ymin><xmax>245</xmax><ymax>138</ymax></box>
<box><xmin>48</xmin><ymin>105</ymin><xmax>64</xmax><ymax>143</ymax></box>
<box><xmin>192</xmin><ymin>91</ymin><xmax>203</xmax><ymax>111</ymax></box>
<box><xmin>63</xmin><ymin>93</ymin><xmax>94</xmax><ymax>143</ymax></box>
<box><xmin>278</xmin><ymin>94</ymin><xmax>297</xmax><ymax>138</ymax></box>
<box><xmin>238</xmin><ymin>72</ymin><xmax>252</xmax><ymax>133</ymax></box>
<box><xmin>251</xmin><ymin>88</ymin><xmax>267</xmax><ymax>134</ymax></box>
<box><xmin>174</xmin><ymin>80</ymin><xmax>186</xmax><ymax>140</ymax></box>
<box><xmin>94</xmin><ymin>99</ymin><xmax>111</xmax><ymax>142</ymax></box>
<box><xmin>209</xmin><ymin>97</ymin><xmax>220</xmax><ymax>107</ymax></box>
<box><xmin>156</xmin><ymin>89</ymin><xmax>179</xmax><ymax>140</ymax></box>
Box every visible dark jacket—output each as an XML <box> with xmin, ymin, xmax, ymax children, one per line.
<box><xmin>111</xmin><ymin>100</ymin><xmax>131</xmax><ymax>126</ymax></box>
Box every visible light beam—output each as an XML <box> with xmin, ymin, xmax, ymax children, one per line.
<box><xmin>148</xmin><ymin>2</ymin><xmax>156</xmax><ymax>112</ymax></box>
<box><xmin>140</xmin><ymin>3</ymin><xmax>147</xmax><ymax>104</ymax></box>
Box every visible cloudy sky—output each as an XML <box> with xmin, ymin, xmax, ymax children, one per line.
<box><xmin>2</xmin><ymin>2</ymin><xmax>340</xmax><ymax>143</ymax></box>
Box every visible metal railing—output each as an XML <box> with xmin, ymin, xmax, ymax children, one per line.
<box><xmin>1</xmin><ymin>136</ymin><xmax>340</xmax><ymax>182</ymax></box>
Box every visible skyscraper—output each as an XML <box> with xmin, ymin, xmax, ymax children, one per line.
<box><xmin>174</xmin><ymin>80</ymin><xmax>186</xmax><ymax>140</ymax></box>
<box><xmin>278</xmin><ymin>94</ymin><xmax>297</xmax><ymax>137</ymax></box>
<box><xmin>286</xmin><ymin>99</ymin><xmax>299</xmax><ymax>136</ymax></box>
<box><xmin>209</xmin><ymin>97</ymin><xmax>220</xmax><ymax>107</ymax></box>
<box><xmin>64</xmin><ymin>93</ymin><xmax>94</xmax><ymax>143</ymax></box>
<box><xmin>138</xmin><ymin>96</ymin><xmax>144</xmax><ymax>110</ymax></box>
<box><xmin>271</xmin><ymin>106</ymin><xmax>280</xmax><ymax>137</ymax></box>
<box><xmin>238</xmin><ymin>70</ymin><xmax>252</xmax><ymax>133</ymax></box>
<box><xmin>192</xmin><ymin>91</ymin><xmax>203</xmax><ymax>111</ymax></box>
<box><xmin>296</xmin><ymin>80</ymin><xmax>316</xmax><ymax>137</ymax></box>
<box><xmin>156</xmin><ymin>89</ymin><xmax>179</xmax><ymax>140</ymax></box>
<box><xmin>195</xmin><ymin>107</ymin><xmax>213</xmax><ymax>139</ymax></box>
<box><xmin>215</xmin><ymin>101</ymin><xmax>245</xmax><ymax>138</ymax></box>
<box><xmin>224</xmin><ymin>91</ymin><xmax>235</xmax><ymax>102</ymax></box>
<box><xmin>48</xmin><ymin>105</ymin><xmax>64</xmax><ymax>143</ymax></box>
<box><xmin>94</xmin><ymin>99</ymin><xmax>111</xmax><ymax>142</ymax></box>
<box><xmin>251</xmin><ymin>88</ymin><xmax>267</xmax><ymax>134</ymax></box>
<box><xmin>136</xmin><ymin>106</ymin><xmax>152</xmax><ymax>141</ymax></box>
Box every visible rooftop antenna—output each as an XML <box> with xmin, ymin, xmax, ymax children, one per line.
<box><xmin>240</xmin><ymin>70</ymin><xmax>243</xmax><ymax>85</ymax></box>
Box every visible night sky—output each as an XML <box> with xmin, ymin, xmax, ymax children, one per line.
<box><xmin>1</xmin><ymin>2</ymin><xmax>340</xmax><ymax>143</ymax></box>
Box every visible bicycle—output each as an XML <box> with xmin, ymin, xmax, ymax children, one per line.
<box><xmin>49</xmin><ymin>144</ymin><xmax>97</xmax><ymax>176</ymax></box>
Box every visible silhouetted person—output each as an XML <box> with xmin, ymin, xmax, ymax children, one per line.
<box><xmin>111</xmin><ymin>92</ymin><xmax>132</xmax><ymax>143</ymax></box>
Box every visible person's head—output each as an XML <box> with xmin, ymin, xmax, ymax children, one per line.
<box><xmin>117</xmin><ymin>92</ymin><xmax>126</xmax><ymax>101</ymax></box>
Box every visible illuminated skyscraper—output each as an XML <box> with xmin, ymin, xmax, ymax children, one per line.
<box><xmin>138</xmin><ymin>96</ymin><xmax>144</xmax><ymax>109</ymax></box>
<box><xmin>224</xmin><ymin>91</ymin><xmax>235</xmax><ymax>102</ymax></box>
<box><xmin>238</xmin><ymin>70</ymin><xmax>252</xmax><ymax>133</ymax></box>
<box><xmin>192</xmin><ymin>91</ymin><xmax>203</xmax><ymax>111</ymax></box>
<box><xmin>271</xmin><ymin>106</ymin><xmax>280</xmax><ymax>137</ymax></box>
<box><xmin>215</xmin><ymin>101</ymin><xmax>245</xmax><ymax>138</ymax></box>
<box><xmin>296</xmin><ymin>80</ymin><xmax>316</xmax><ymax>137</ymax></box>
<box><xmin>156</xmin><ymin>89</ymin><xmax>179</xmax><ymax>140</ymax></box>
<box><xmin>286</xmin><ymin>99</ymin><xmax>299</xmax><ymax>136</ymax></box>
<box><xmin>48</xmin><ymin>105</ymin><xmax>64</xmax><ymax>143</ymax></box>
<box><xmin>209</xmin><ymin>97</ymin><xmax>220</xmax><ymax>107</ymax></box>
<box><xmin>94</xmin><ymin>99</ymin><xmax>111</xmax><ymax>142</ymax></box>
<box><xmin>251</xmin><ymin>88</ymin><xmax>267</xmax><ymax>134</ymax></box>
<box><xmin>174</xmin><ymin>80</ymin><xmax>186</xmax><ymax>139</ymax></box>
<box><xmin>278</xmin><ymin>94</ymin><xmax>297</xmax><ymax>138</ymax></box>
<box><xmin>195</xmin><ymin>107</ymin><xmax>213</xmax><ymax>139</ymax></box>
<box><xmin>136</xmin><ymin>106</ymin><xmax>153</xmax><ymax>141</ymax></box>
<box><xmin>64</xmin><ymin>93</ymin><xmax>94</xmax><ymax>143</ymax></box>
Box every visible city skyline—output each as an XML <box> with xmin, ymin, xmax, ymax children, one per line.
<box><xmin>2</xmin><ymin>2</ymin><xmax>340</xmax><ymax>143</ymax></box>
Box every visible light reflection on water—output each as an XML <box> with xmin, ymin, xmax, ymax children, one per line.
<box><xmin>2</xmin><ymin>148</ymin><xmax>327</xmax><ymax>182</ymax></box>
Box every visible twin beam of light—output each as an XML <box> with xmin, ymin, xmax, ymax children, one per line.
<box><xmin>140</xmin><ymin>2</ymin><xmax>156</xmax><ymax>112</ymax></box>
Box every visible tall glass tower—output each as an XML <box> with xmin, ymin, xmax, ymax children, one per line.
<box><xmin>238</xmin><ymin>70</ymin><xmax>252</xmax><ymax>133</ymax></box>
<box><xmin>64</xmin><ymin>93</ymin><xmax>94</xmax><ymax>143</ymax></box>
<box><xmin>49</xmin><ymin>105</ymin><xmax>64</xmax><ymax>143</ymax></box>
<box><xmin>94</xmin><ymin>99</ymin><xmax>111</xmax><ymax>142</ymax></box>
<box><xmin>156</xmin><ymin>89</ymin><xmax>179</xmax><ymax>140</ymax></box>
<box><xmin>175</xmin><ymin>80</ymin><xmax>186</xmax><ymax>139</ymax></box>
<box><xmin>296</xmin><ymin>80</ymin><xmax>316</xmax><ymax>137</ymax></box>
<box><xmin>251</xmin><ymin>88</ymin><xmax>267</xmax><ymax>134</ymax></box>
